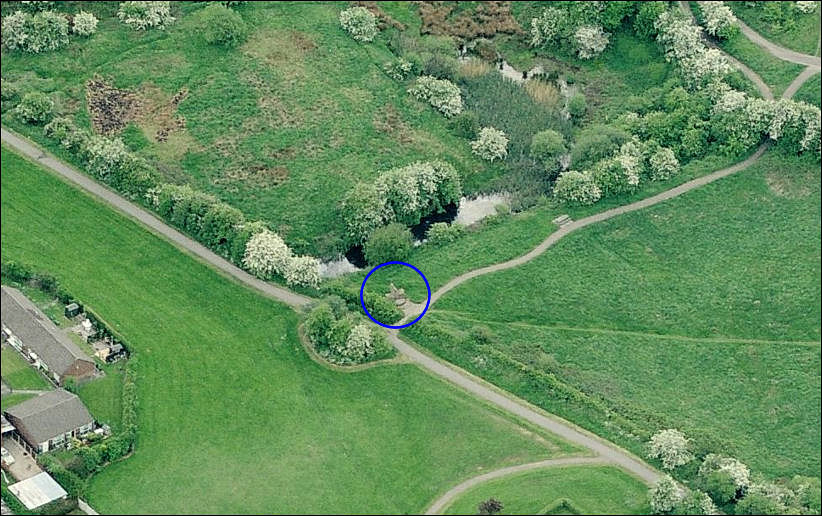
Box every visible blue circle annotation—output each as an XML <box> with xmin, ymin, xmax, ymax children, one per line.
<box><xmin>360</xmin><ymin>261</ymin><xmax>431</xmax><ymax>329</ymax></box>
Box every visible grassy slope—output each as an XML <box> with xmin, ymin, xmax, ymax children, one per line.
<box><xmin>0</xmin><ymin>393</ymin><xmax>36</xmax><ymax>412</ymax></box>
<box><xmin>0</xmin><ymin>346</ymin><xmax>52</xmax><ymax>391</ymax></box>
<box><xmin>0</xmin><ymin>2</ymin><xmax>493</xmax><ymax>257</ymax></box>
<box><xmin>442</xmin><ymin>465</ymin><xmax>650</xmax><ymax>515</ymax></box>
<box><xmin>729</xmin><ymin>2</ymin><xmax>822</xmax><ymax>56</ymax></box>
<box><xmin>795</xmin><ymin>72</ymin><xmax>822</xmax><ymax>107</ymax></box>
<box><xmin>408</xmin><ymin>150</ymin><xmax>821</xmax><ymax>478</ymax></box>
<box><xmin>0</xmin><ymin>147</ymin><xmax>582</xmax><ymax>513</ymax></box>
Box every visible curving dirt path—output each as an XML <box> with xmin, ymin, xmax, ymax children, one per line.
<box><xmin>424</xmin><ymin>457</ymin><xmax>609</xmax><ymax>515</ymax></box>
<box><xmin>735</xmin><ymin>18</ymin><xmax>822</xmax><ymax>68</ymax></box>
<box><xmin>783</xmin><ymin>66</ymin><xmax>821</xmax><ymax>99</ymax></box>
<box><xmin>0</xmin><ymin>128</ymin><xmax>313</xmax><ymax>309</ymax></box>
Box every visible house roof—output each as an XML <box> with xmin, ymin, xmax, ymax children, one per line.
<box><xmin>4</xmin><ymin>389</ymin><xmax>93</xmax><ymax>445</ymax></box>
<box><xmin>8</xmin><ymin>472</ymin><xmax>68</xmax><ymax>510</ymax></box>
<box><xmin>1</xmin><ymin>286</ymin><xmax>93</xmax><ymax>377</ymax></box>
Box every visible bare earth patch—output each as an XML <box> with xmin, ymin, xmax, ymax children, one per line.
<box><xmin>373</xmin><ymin>105</ymin><xmax>413</xmax><ymax>144</ymax></box>
<box><xmin>86</xmin><ymin>75</ymin><xmax>141</xmax><ymax>135</ymax></box>
<box><xmin>241</xmin><ymin>28</ymin><xmax>316</xmax><ymax>83</ymax></box>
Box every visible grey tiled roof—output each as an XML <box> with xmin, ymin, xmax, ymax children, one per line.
<box><xmin>4</xmin><ymin>389</ymin><xmax>93</xmax><ymax>445</ymax></box>
<box><xmin>1</xmin><ymin>286</ymin><xmax>93</xmax><ymax>377</ymax></box>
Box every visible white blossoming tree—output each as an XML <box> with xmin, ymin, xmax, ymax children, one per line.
<box><xmin>647</xmin><ymin>429</ymin><xmax>693</xmax><ymax>469</ymax></box>
<box><xmin>796</xmin><ymin>1</ymin><xmax>818</xmax><ymax>13</ymax></box>
<box><xmin>699</xmin><ymin>454</ymin><xmax>751</xmax><ymax>491</ymax></box>
<box><xmin>575</xmin><ymin>25</ymin><xmax>609</xmax><ymax>59</ymax></box>
<box><xmin>699</xmin><ymin>2</ymin><xmax>738</xmax><ymax>39</ymax></box>
<box><xmin>655</xmin><ymin>10</ymin><xmax>732</xmax><ymax>88</ymax></box>
<box><xmin>117</xmin><ymin>1</ymin><xmax>175</xmax><ymax>31</ymax></box>
<box><xmin>243</xmin><ymin>229</ymin><xmax>292</xmax><ymax>279</ymax></box>
<box><xmin>339</xmin><ymin>6</ymin><xmax>377</xmax><ymax>42</ymax></box>
<box><xmin>553</xmin><ymin>170</ymin><xmax>602</xmax><ymax>205</ymax></box>
<box><xmin>72</xmin><ymin>11</ymin><xmax>98</xmax><ymax>36</ymax></box>
<box><xmin>530</xmin><ymin>7</ymin><xmax>563</xmax><ymax>47</ymax></box>
<box><xmin>408</xmin><ymin>76</ymin><xmax>463</xmax><ymax>117</ymax></box>
<box><xmin>471</xmin><ymin>127</ymin><xmax>509</xmax><ymax>162</ymax></box>
<box><xmin>648</xmin><ymin>147</ymin><xmax>680</xmax><ymax>181</ymax></box>
<box><xmin>1</xmin><ymin>10</ymin><xmax>69</xmax><ymax>53</ymax></box>
<box><xmin>284</xmin><ymin>255</ymin><xmax>321</xmax><ymax>289</ymax></box>
<box><xmin>335</xmin><ymin>323</ymin><xmax>375</xmax><ymax>363</ymax></box>
<box><xmin>82</xmin><ymin>136</ymin><xmax>130</xmax><ymax>178</ymax></box>
<box><xmin>649</xmin><ymin>475</ymin><xmax>682</xmax><ymax>514</ymax></box>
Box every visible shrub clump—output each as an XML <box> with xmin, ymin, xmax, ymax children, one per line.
<box><xmin>567</xmin><ymin>92</ymin><xmax>587</xmax><ymax>119</ymax></box>
<box><xmin>14</xmin><ymin>91</ymin><xmax>54</xmax><ymax>124</ymax></box>
<box><xmin>553</xmin><ymin>170</ymin><xmax>601</xmax><ymax>205</ymax></box>
<box><xmin>574</xmin><ymin>25</ymin><xmax>609</xmax><ymax>59</ymax></box>
<box><xmin>426</xmin><ymin>222</ymin><xmax>464</xmax><ymax>246</ymax></box>
<box><xmin>647</xmin><ymin>146</ymin><xmax>680</xmax><ymax>181</ymax></box>
<box><xmin>383</xmin><ymin>58</ymin><xmax>413</xmax><ymax>81</ymax></box>
<box><xmin>530</xmin><ymin>129</ymin><xmax>566</xmax><ymax>166</ymax></box>
<box><xmin>1</xmin><ymin>10</ymin><xmax>69</xmax><ymax>53</ymax></box>
<box><xmin>242</xmin><ymin>228</ymin><xmax>320</xmax><ymax>288</ymax></box>
<box><xmin>117</xmin><ymin>1</ymin><xmax>175</xmax><ymax>31</ymax></box>
<box><xmin>364</xmin><ymin>223</ymin><xmax>413</xmax><ymax>265</ymax></box>
<box><xmin>72</xmin><ymin>11</ymin><xmax>98</xmax><ymax>36</ymax></box>
<box><xmin>339</xmin><ymin>6</ymin><xmax>378</xmax><ymax>42</ymax></box>
<box><xmin>200</xmin><ymin>3</ymin><xmax>247</xmax><ymax>47</ymax></box>
<box><xmin>647</xmin><ymin>428</ymin><xmax>693</xmax><ymax>470</ymax></box>
<box><xmin>408</xmin><ymin>75</ymin><xmax>463</xmax><ymax>117</ymax></box>
<box><xmin>699</xmin><ymin>1</ymin><xmax>738</xmax><ymax>40</ymax></box>
<box><xmin>341</xmin><ymin>160</ymin><xmax>462</xmax><ymax>245</ymax></box>
<box><xmin>304</xmin><ymin>300</ymin><xmax>392</xmax><ymax>365</ymax></box>
<box><xmin>471</xmin><ymin>126</ymin><xmax>509</xmax><ymax>162</ymax></box>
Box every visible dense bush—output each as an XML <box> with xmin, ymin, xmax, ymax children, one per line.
<box><xmin>648</xmin><ymin>146</ymin><xmax>680</xmax><ymax>180</ymax></box>
<box><xmin>698</xmin><ymin>1</ymin><xmax>739</xmax><ymax>39</ymax></box>
<box><xmin>342</xmin><ymin>161</ymin><xmax>462</xmax><ymax>245</ymax></box>
<box><xmin>14</xmin><ymin>91</ymin><xmax>54</xmax><ymax>124</ymax></box>
<box><xmin>567</xmin><ymin>92</ymin><xmax>587</xmax><ymax>119</ymax></box>
<box><xmin>72</xmin><ymin>11</ymin><xmax>98</xmax><ymax>36</ymax></box>
<box><xmin>200</xmin><ymin>3</ymin><xmax>247</xmax><ymax>47</ymax></box>
<box><xmin>118</xmin><ymin>1</ymin><xmax>175</xmax><ymax>30</ymax></box>
<box><xmin>530</xmin><ymin>129</ymin><xmax>566</xmax><ymax>166</ymax></box>
<box><xmin>364</xmin><ymin>223</ymin><xmax>412</xmax><ymax>265</ymax></box>
<box><xmin>552</xmin><ymin>170</ymin><xmax>601</xmax><ymax>205</ymax></box>
<box><xmin>362</xmin><ymin>291</ymin><xmax>403</xmax><ymax>324</ymax></box>
<box><xmin>591</xmin><ymin>156</ymin><xmax>640</xmax><ymax>196</ymax></box>
<box><xmin>674</xmin><ymin>489</ymin><xmax>719</xmax><ymax>515</ymax></box>
<box><xmin>1</xmin><ymin>10</ymin><xmax>69</xmax><ymax>53</ymax></box>
<box><xmin>571</xmin><ymin>124</ymin><xmax>631</xmax><ymax>169</ymax></box>
<box><xmin>699</xmin><ymin>453</ymin><xmax>751</xmax><ymax>496</ymax></box>
<box><xmin>408</xmin><ymin>75</ymin><xmax>463</xmax><ymax>117</ymax></box>
<box><xmin>339</xmin><ymin>6</ymin><xmax>377</xmax><ymax>42</ymax></box>
<box><xmin>383</xmin><ymin>58</ymin><xmax>413</xmax><ymax>81</ymax></box>
<box><xmin>304</xmin><ymin>300</ymin><xmax>393</xmax><ymax>364</ymax></box>
<box><xmin>81</xmin><ymin>135</ymin><xmax>130</xmax><ymax>178</ymax></box>
<box><xmin>634</xmin><ymin>1</ymin><xmax>667</xmax><ymax>39</ymax></box>
<box><xmin>426</xmin><ymin>222</ymin><xmax>464</xmax><ymax>245</ymax></box>
<box><xmin>423</xmin><ymin>53</ymin><xmax>459</xmax><ymax>81</ymax></box>
<box><xmin>471</xmin><ymin>126</ymin><xmax>509</xmax><ymax>161</ymax></box>
<box><xmin>647</xmin><ymin>429</ymin><xmax>693</xmax><ymax>470</ymax></box>
<box><xmin>285</xmin><ymin>255</ymin><xmax>321</xmax><ymax>289</ymax></box>
<box><xmin>649</xmin><ymin>475</ymin><xmax>681</xmax><ymax>514</ymax></box>
<box><xmin>796</xmin><ymin>1</ymin><xmax>819</xmax><ymax>13</ymax></box>
<box><xmin>448</xmin><ymin>110</ymin><xmax>480</xmax><ymax>139</ymax></box>
<box><xmin>529</xmin><ymin>7</ymin><xmax>563</xmax><ymax>48</ymax></box>
<box><xmin>340</xmin><ymin>183</ymin><xmax>389</xmax><ymax>246</ymax></box>
<box><xmin>655</xmin><ymin>10</ymin><xmax>732</xmax><ymax>88</ymax></box>
<box><xmin>574</xmin><ymin>25</ymin><xmax>609</xmax><ymax>59</ymax></box>
<box><xmin>241</xmin><ymin>228</ymin><xmax>320</xmax><ymax>288</ymax></box>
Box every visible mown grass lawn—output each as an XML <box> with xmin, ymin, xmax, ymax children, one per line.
<box><xmin>0</xmin><ymin>147</ymin><xmax>583</xmax><ymax>514</ymax></box>
<box><xmin>406</xmin><ymin>149</ymin><xmax>821</xmax><ymax>479</ymax></box>
<box><xmin>0</xmin><ymin>1</ymin><xmax>496</xmax><ymax>259</ymax></box>
<box><xmin>0</xmin><ymin>345</ymin><xmax>52</xmax><ymax>391</ymax></box>
<box><xmin>795</xmin><ymin>72</ymin><xmax>821</xmax><ymax>107</ymax></box>
<box><xmin>442</xmin><ymin>465</ymin><xmax>650</xmax><ymax>515</ymax></box>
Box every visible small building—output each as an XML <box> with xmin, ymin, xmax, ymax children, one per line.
<box><xmin>8</xmin><ymin>472</ymin><xmax>68</xmax><ymax>510</ymax></box>
<box><xmin>1</xmin><ymin>286</ymin><xmax>96</xmax><ymax>386</ymax></box>
<box><xmin>64</xmin><ymin>303</ymin><xmax>81</xmax><ymax>318</ymax></box>
<box><xmin>3</xmin><ymin>389</ymin><xmax>94</xmax><ymax>454</ymax></box>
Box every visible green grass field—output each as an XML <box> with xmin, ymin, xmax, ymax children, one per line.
<box><xmin>0</xmin><ymin>2</ymin><xmax>495</xmax><ymax>258</ymax></box>
<box><xmin>0</xmin><ymin>147</ymin><xmax>586</xmax><ymax>513</ymax></box>
<box><xmin>442</xmin><ymin>465</ymin><xmax>649</xmax><ymax>515</ymax></box>
<box><xmin>0</xmin><ymin>345</ymin><xmax>52</xmax><ymax>391</ymax></box>
<box><xmin>405</xmin><ymin>150</ymin><xmax>821</xmax><ymax>479</ymax></box>
<box><xmin>795</xmin><ymin>72</ymin><xmax>821</xmax><ymax>107</ymax></box>
<box><xmin>729</xmin><ymin>2</ymin><xmax>822</xmax><ymax>56</ymax></box>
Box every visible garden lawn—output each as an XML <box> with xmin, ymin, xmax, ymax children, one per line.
<box><xmin>0</xmin><ymin>393</ymin><xmax>36</xmax><ymax>412</ymax></box>
<box><xmin>729</xmin><ymin>2</ymin><xmax>822</xmax><ymax>56</ymax></box>
<box><xmin>406</xmin><ymin>149</ymin><xmax>821</xmax><ymax>478</ymax></box>
<box><xmin>0</xmin><ymin>147</ymin><xmax>582</xmax><ymax>514</ymax></box>
<box><xmin>0</xmin><ymin>345</ymin><xmax>52</xmax><ymax>391</ymax></box>
<box><xmin>442</xmin><ymin>465</ymin><xmax>650</xmax><ymax>515</ymax></box>
<box><xmin>0</xmin><ymin>2</ymin><xmax>493</xmax><ymax>259</ymax></box>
